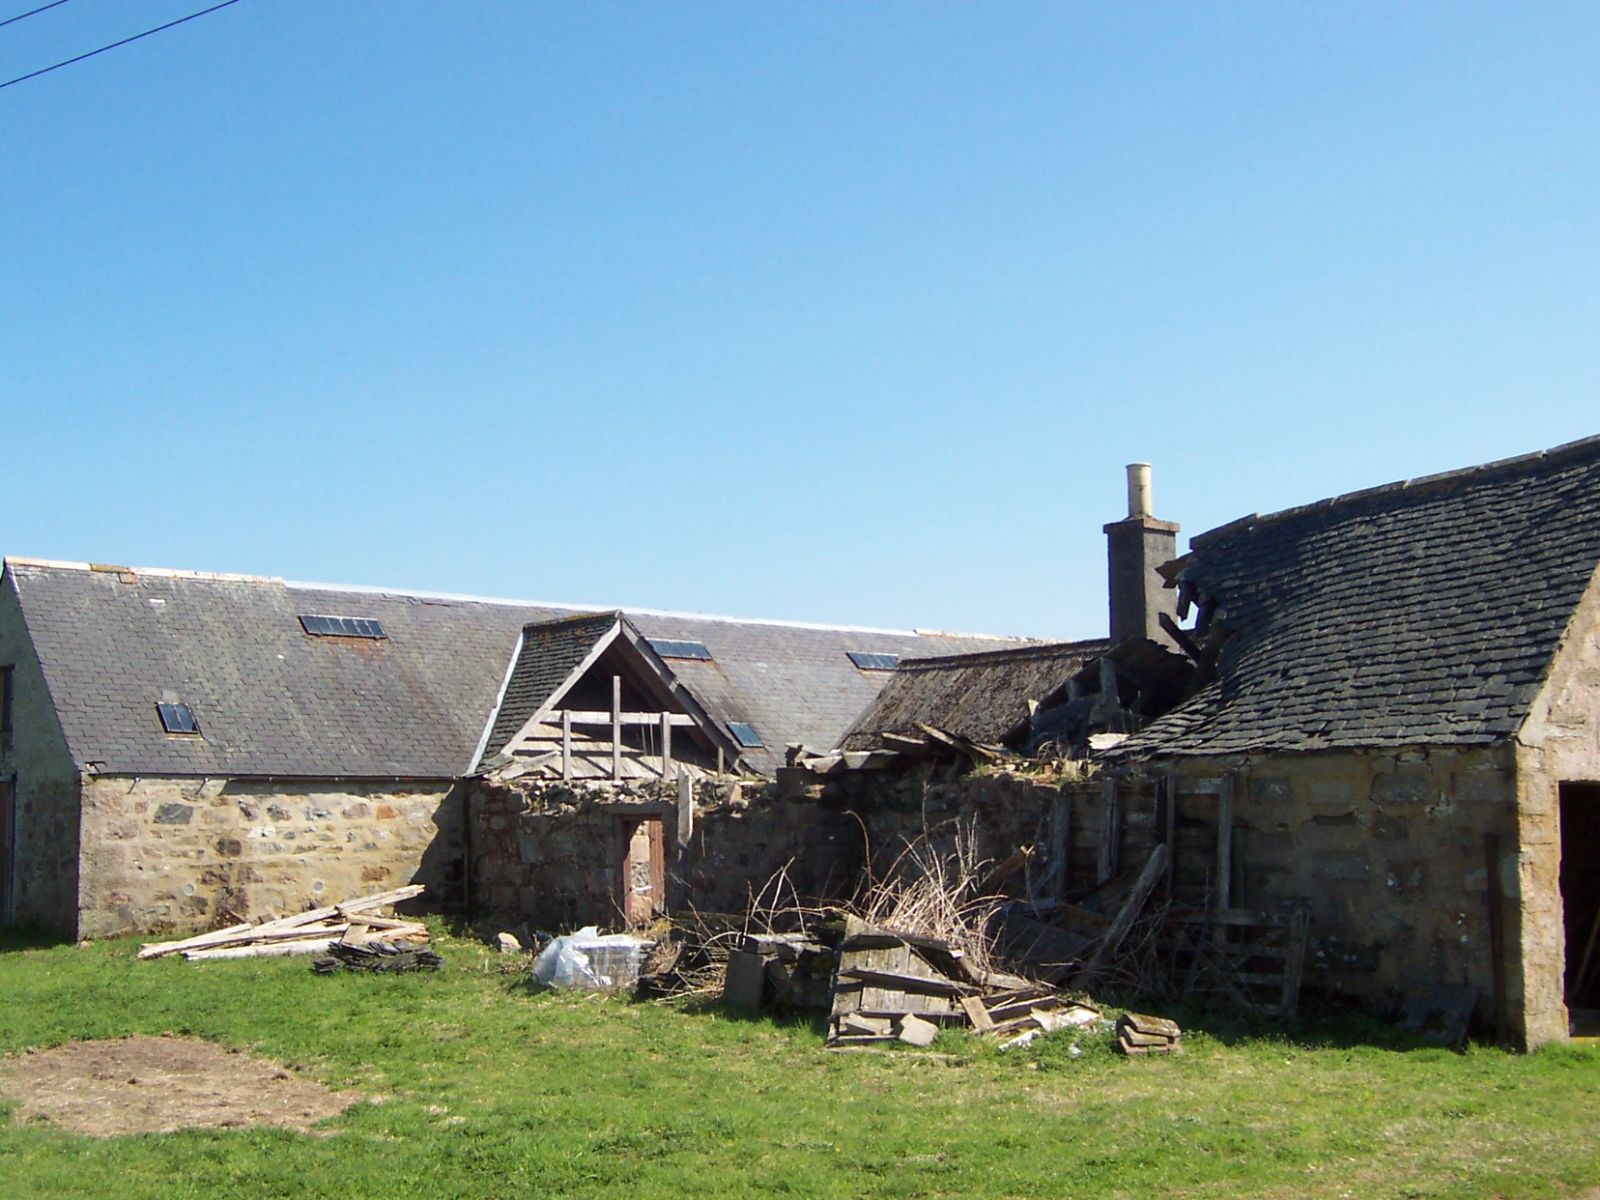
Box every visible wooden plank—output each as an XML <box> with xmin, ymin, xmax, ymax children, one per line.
<box><xmin>836</xmin><ymin>966</ymin><xmax>977</xmax><ymax>999</ymax></box>
<box><xmin>1097</xmin><ymin>777</ymin><xmax>1119</xmax><ymax>884</ymax></box>
<box><xmin>1048</xmin><ymin>793</ymin><xmax>1070</xmax><ymax>901</ymax></box>
<box><xmin>1279</xmin><ymin>908</ymin><xmax>1310</xmax><ymax>1019</ymax></box>
<box><xmin>562</xmin><ymin>709</ymin><xmax>572</xmax><ymax>781</ymax></box>
<box><xmin>1173</xmin><ymin>908</ymin><xmax>1294</xmax><ymax>927</ymax></box>
<box><xmin>661</xmin><ymin>712</ymin><xmax>673</xmax><ymax>776</ymax></box>
<box><xmin>547</xmin><ymin>711</ymin><xmax>697</xmax><ymax>726</ymax></box>
<box><xmin>1216</xmin><ymin>772</ymin><xmax>1234</xmax><ymax>911</ymax></box>
<box><xmin>182</xmin><ymin>938</ymin><xmax>337</xmax><ymax>961</ymax></box>
<box><xmin>611</xmin><ymin>675</ymin><xmax>621</xmax><ymax>782</ymax></box>
<box><xmin>676</xmin><ymin>772</ymin><xmax>694</xmax><ymax>853</ymax></box>
<box><xmin>1076</xmin><ymin>844</ymin><xmax>1170</xmax><ymax>985</ymax></box>
<box><xmin>1163</xmin><ymin>772</ymin><xmax>1179</xmax><ymax>899</ymax></box>
<box><xmin>959</xmin><ymin>995</ymin><xmax>995</xmax><ymax>1032</ymax></box>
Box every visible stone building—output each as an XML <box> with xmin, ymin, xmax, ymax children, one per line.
<box><xmin>0</xmin><ymin>560</ymin><xmax>1018</xmax><ymax>938</ymax></box>
<box><xmin>1100</xmin><ymin>435</ymin><xmax>1600</xmax><ymax>1047</ymax></box>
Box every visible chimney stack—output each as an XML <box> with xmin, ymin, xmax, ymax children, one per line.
<box><xmin>1105</xmin><ymin>463</ymin><xmax>1180</xmax><ymax>646</ymax></box>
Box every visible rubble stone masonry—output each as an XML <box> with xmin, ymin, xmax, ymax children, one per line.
<box><xmin>75</xmin><ymin>776</ymin><xmax>462</xmax><ymax>938</ymax></box>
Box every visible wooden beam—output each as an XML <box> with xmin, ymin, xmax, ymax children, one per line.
<box><xmin>1076</xmin><ymin>844</ymin><xmax>1170</xmax><ymax>987</ymax></box>
<box><xmin>661</xmin><ymin>711</ymin><xmax>673</xmax><ymax>777</ymax></box>
<box><xmin>1163</xmin><ymin>772</ymin><xmax>1178</xmax><ymax>899</ymax></box>
<box><xmin>611</xmin><ymin>675</ymin><xmax>621</xmax><ymax>782</ymax></box>
<box><xmin>1048</xmin><ymin>793</ymin><xmax>1069</xmax><ymax>902</ymax></box>
<box><xmin>561</xmin><ymin>709</ymin><xmax>572</xmax><ymax>782</ymax></box>
<box><xmin>1097</xmin><ymin>777</ymin><xmax>1119</xmax><ymax>884</ymax></box>
<box><xmin>677</xmin><ymin>772</ymin><xmax>694</xmax><ymax>853</ymax></box>
<box><xmin>1216</xmin><ymin>772</ymin><xmax>1234</xmax><ymax>911</ymax></box>
<box><xmin>545</xmin><ymin>711</ymin><xmax>697</xmax><ymax>726</ymax></box>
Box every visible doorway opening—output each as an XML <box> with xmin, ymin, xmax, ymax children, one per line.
<box><xmin>617</xmin><ymin>815</ymin><xmax>665</xmax><ymax>927</ymax></box>
<box><xmin>1558</xmin><ymin>782</ymin><xmax>1600</xmax><ymax>1033</ymax></box>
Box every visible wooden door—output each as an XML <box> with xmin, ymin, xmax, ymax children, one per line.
<box><xmin>620</xmin><ymin>816</ymin><xmax>665</xmax><ymax>925</ymax></box>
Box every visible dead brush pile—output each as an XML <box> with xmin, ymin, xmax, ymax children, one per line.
<box><xmin>852</xmin><ymin>818</ymin><xmax>1006</xmax><ymax>980</ymax></box>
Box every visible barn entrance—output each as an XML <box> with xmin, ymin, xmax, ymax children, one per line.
<box><xmin>1559</xmin><ymin>783</ymin><xmax>1600</xmax><ymax>1032</ymax></box>
<box><xmin>617</xmin><ymin>815</ymin><xmax>665</xmax><ymax>927</ymax></box>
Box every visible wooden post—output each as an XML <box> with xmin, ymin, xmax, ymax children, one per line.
<box><xmin>1097</xmin><ymin>777</ymin><xmax>1119</xmax><ymax>884</ymax></box>
<box><xmin>661</xmin><ymin>712</ymin><xmax>673</xmax><ymax>778</ymax></box>
<box><xmin>677</xmin><ymin>772</ymin><xmax>694</xmax><ymax>853</ymax></box>
<box><xmin>717</xmin><ymin>747</ymin><xmax>724</xmax><ymax>779</ymax></box>
<box><xmin>1215</xmin><ymin>772</ymin><xmax>1233</xmax><ymax>910</ymax></box>
<box><xmin>1163</xmin><ymin>772</ymin><xmax>1179</xmax><ymax>898</ymax></box>
<box><xmin>611</xmin><ymin>675</ymin><xmax>621</xmax><ymax>781</ymax></box>
<box><xmin>1048</xmin><ymin>793</ymin><xmax>1069</xmax><ymax>901</ymax></box>
<box><xmin>561</xmin><ymin>709</ymin><xmax>572</xmax><ymax>782</ymax></box>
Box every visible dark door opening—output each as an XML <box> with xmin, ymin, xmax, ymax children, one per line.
<box><xmin>1559</xmin><ymin>783</ymin><xmax>1600</xmax><ymax>1029</ymax></box>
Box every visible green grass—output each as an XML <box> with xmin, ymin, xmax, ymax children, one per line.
<box><xmin>1</xmin><ymin>923</ymin><xmax>1597</xmax><ymax>1199</ymax></box>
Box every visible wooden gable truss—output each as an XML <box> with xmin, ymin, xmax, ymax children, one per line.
<box><xmin>496</xmin><ymin>617</ymin><xmax>743</xmax><ymax>782</ymax></box>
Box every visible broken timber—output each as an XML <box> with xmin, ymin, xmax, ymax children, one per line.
<box><xmin>137</xmin><ymin>885</ymin><xmax>428</xmax><ymax>961</ymax></box>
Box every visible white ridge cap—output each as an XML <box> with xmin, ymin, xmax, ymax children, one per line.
<box><xmin>285</xmin><ymin>577</ymin><xmax>1028</xmax><ymax>640</ymax></box>
<box><xmin>5</xmin><ymin>557</ymin><xmax>281</xmax><ymax>584</ymax></box>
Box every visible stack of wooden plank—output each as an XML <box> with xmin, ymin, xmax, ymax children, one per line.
<box><xmin>1117</xmin><ymin>1011</ymin><xmax>1182</xmax><ymax>1055</ymax></box>
<box><xmin>826</xmin><ymin>918</ymin><xmax>1099</xmax><ymax>1050</ymax></box>
<box><xmin>136</xmin><ymin>885</ymin><xmax>427</xmax><ymax>962</ymax></box>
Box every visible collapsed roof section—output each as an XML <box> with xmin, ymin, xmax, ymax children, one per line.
<box><xmin>837</xmin><ymin>640</ymin><xmax>1109</xmax><ymax>753</ymax></box>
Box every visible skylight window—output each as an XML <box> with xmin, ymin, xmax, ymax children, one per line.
<box><xmin>649</xmin><ymin>638</ymin><xmax>713</xmax><ymax>661</ymax></box>
<box><xmin>728</xmin><ymin>721</ymin><xmax>765</xmax><ymax>749</ymax></box>
<box><xmin>300</xmin><ymin>614</ymin><xmax>386</xmax><ymax>639</ymax></box>
<box><xmin>157</xmin><ymin>702</ymin><xmax>200</xmax><ymax>735</ymax></box>
<box><xmin>848</xmin><ymin>651</ymin><xmax>901</xmax><ymax>672</ymax></box>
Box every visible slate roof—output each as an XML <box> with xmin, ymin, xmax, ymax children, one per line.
<box><xmin>1114</xmin><ymin>435</ymin><xmax>1600</xmax><ymax>758</ymax></box>
<box><xmin>837</xmin><ymin>640</ymin><xmax>1109</xmax><ymax>751</ymax></box>
<box><xmin>6</xmin><ymin>560</ymin><xmax>1029</xmax><ymax>778</ymax></box>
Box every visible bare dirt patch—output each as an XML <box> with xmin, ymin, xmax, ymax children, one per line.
<box><xmin>0</xmin><ymin>1035</ymin><xmax>360</xmax><ymax>1136</ymax></box>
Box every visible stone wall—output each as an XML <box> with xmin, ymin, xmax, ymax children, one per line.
<box><xmin>76</xmin><ymin>775</ymin><xmax>464</xmax><ymax>938</ymax></box>
<box><xmin>1513</xmin><ymin>569</ymin><xmax>1600</xmax><ymax>1045</ymax></box>
<box><xmin>1120</xmin><ymin>746</ymin><xmax>1524</xmax><ymax>1036</ymax></box>
<box><xmin>464</xmin><ymin>747</ymin><xmax>1540</xmax><ymax>1041</ymax></box>
<box><xmin>0</xmin><ymin>573</ymin><xmax>81</xmax><ymax>935</ymax></box>
<box><xmin>466</xmin><ymin>776</ymin><xmax>866</xmax><ymax>930</ymax></box>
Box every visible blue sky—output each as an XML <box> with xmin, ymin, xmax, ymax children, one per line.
<box><xmin>3</xmin><ymin>3</ymin><xmax>1596</xmax><ymax>638</ymax></box>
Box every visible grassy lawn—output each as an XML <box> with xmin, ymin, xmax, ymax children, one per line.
<box><xmin>1</xmin><ymin>923</ymin><xmax>1596</xmax><ymax>1199</ymax></box>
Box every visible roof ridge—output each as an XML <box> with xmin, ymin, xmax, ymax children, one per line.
<box><xmin>897</xmin><ymin>638</ymin><xmax>1111</xmax><ymax>671</ymax></box>
<box><xmin>284</xmin><ymin>578</ymin><xmax>1034</xmax><ymax>639</ymax></box>
<box><xmin>4</xmin><ymin>557</ymin><xmax>284</xmax><ymax>585</ymax></box>
<box><xmin>521</xmin><ymin>610</ymin><xmax>622</xmax><ymax>633</ymax></box>
<box><xmin>1190</xmin><ymin>432</ymin><xmax>1600</xmax><ymax>550</ymax></box>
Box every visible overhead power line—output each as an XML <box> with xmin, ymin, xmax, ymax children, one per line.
<box><xmin>0</xmin><ymin>0</ymin><xmax>243</xmax><ymax>92</ymax></box>
<box><xmin>0</xmin><ymin>1</ymin><xmax>73</xmax><ymax>31</ymax></box>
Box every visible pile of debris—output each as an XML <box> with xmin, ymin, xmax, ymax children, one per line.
<box><xmin>637</xmin><ymin>912</ymin><xmax>742</xmax><ymax>999</ymax></box>
<box><xmin>724</xmin><ymin>930</ymin><xmax>836</xmax><ymax>1013</ymax></box>
<box><xmin>136</xmin><ymin>885</ymin><xmax>428</xmax><ymax>962</ymax></box>
<box><xmin>313</xmin><ymin>940</ymin><xmax>442</xmax><ymax>975</ymax></box>
<box><xmin>825</xmin><ymin>918</ymin><xmax>1100</xmax><ymax>1050</ymax></box>
<box><xmin>1116</xmin><ymin>1011</ymin><xmax>1182</xmax><ymax>1055</ymax></box>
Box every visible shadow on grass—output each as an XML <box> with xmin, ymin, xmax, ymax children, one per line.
<box><xmin>0</xmin><ymin>923</ymin><xmax>70</xmax><ymax>953</ymax></box>
<box><xmin>1090</xmin><ymin>984</ymin><xmax>1488</xmax><ymax>1054</ymax></box>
